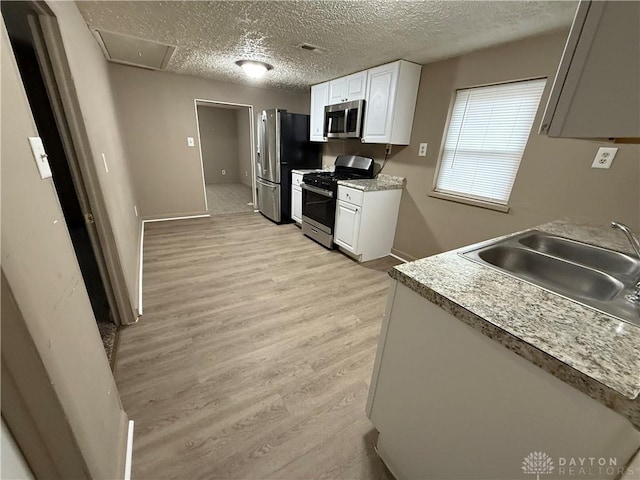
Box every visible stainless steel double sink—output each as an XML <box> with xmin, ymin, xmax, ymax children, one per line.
<box><xmin>461</xmin><ymin>230</ymin><xmax>640</xmax><ymax>326</ymax></box>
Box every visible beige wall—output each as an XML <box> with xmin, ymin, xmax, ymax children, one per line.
<box><xmin>108</xmin><ymin>64</ymin><xmax>310</xmax><ymax>219</ymax></box>
<box><xmin>236</xmin><ymin>108</ymin><xmax>252</xmax><ymax>187</ymax></box>
<box><xmin>197</xmin><ymin>106</ymin><xmax>240</xmax><ymax>184</ymax></box>
<box><xmin>48</xmin><ymin>1</ymin><xmax>141</xmax><ymax>314</ymax></box>
<box><xmin>329</xmin><ymin>30</ymin><xmax>640</xmax><ymax>260</ymax></box>
<box><xmin>1</xmin><ymin>16</ymin><xmax>127</xmax><ymax>480</ymax></box>
<box><xmin>1</xmin><ymin>419</ymin><xmax>34</xmax><ymax>480</ymax></box>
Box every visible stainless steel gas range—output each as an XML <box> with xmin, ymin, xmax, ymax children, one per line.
<box><xmin>301</xmin><ymin>155</ymin><xmax>375</xmax><ymax>248</ymax></box>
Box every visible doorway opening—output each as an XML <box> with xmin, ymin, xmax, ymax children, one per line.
<box><xmin>2</xmin><ymin>2</ymin><xmax>119</xmax><ymax>363</ymax></box>
<box><xmin>194</xmin><ymin>100</ymin><xmax>257</xmax><ymax>216</ymax></box>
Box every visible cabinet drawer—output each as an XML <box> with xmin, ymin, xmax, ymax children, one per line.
<box><xmin>292</xmin><ymin>172</ymin><xmax>304</xmax><ymax>187</ymax></box>
<box><xmin>337</xmin><ymin>186</ymin><xmax>364</xmax><ymax>206</ymax></box>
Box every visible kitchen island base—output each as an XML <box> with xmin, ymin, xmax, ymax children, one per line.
<box><xmin>367</xmin><ymin>281</ymin><xmax>640</xmax><ymax>480</ymax></box>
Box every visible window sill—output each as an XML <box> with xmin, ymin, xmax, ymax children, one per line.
<box><xmin>428</xmin><ymin>191</ymin><xmax>510</xmax><ymax>213</ymax></box>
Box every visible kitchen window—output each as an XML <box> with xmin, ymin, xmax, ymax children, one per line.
<box><xmin>431</xmin><ymin>78</ymin><xmax>547</xmax><ymax>212</ymax></box>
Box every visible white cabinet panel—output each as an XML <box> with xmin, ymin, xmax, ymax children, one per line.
<box><xmin>292</xmin><ymin>172</ymin><xmax>303</xmax><ymax>188</ymax></box>
<box><xmin>362</xmin><ymin>64</ymin><xmax>397</xmax><ymax>141</ymax></box>
<box><xmin>329</xmin><ymin>78</ymin><xmax>346</xmax><ymax>104</ymax></box>
<box><xmin>362</xmin><ymin>60</ymin><xmax>421</xmax><ymax>145</ymax></box>
<box><xmin>335</xmin><ymin>185</ymin><xmax>402</xmax><ymax>262</ymax></box>
<box><xmin>346</xmin><ymin>71</ymin><xmax>367</xmax><ymax>101</ymax></box>
<box><xmin>334</xmin><ymin>201</ymin><xmax>361</xmax><ymax>253</ymax></box>
<box><xmin>367</xmin><ymin>282</ymin><xmax>640</xmax><ymax>479</ymax></box>
<box><xmin>540</xmin><ymin>1</ymin><xmax>640</xmax><ymax>138</ymax></box>
<box><xmin>329</xmin><ymin>72</ymin><xmax>367</xmax><ymax>104</ymax></box>
<box><xmin>310</xmin><ymin>82</ymin><xmax>329</xmax><ymax>142</ymax></box>
<box><xmin>291</xmin><ymin>185</ymin><xmax>302</xmax><ymax>224</ymax></box>
<box><xmin>337</xmin><ymin>186</ymin><xmax>364</xmax><ymax>206</ymax></box>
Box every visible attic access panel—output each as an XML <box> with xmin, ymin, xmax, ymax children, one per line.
<box><xmin>93</xmin><ymin>29</ymin><xmax>175</xmax><ymax>70</ymax></box>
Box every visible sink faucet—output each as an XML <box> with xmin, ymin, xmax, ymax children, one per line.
<box><xmin>611</xmin><ymin>221</ymin><xmax>640</xmax><ymax>302</ymax></box>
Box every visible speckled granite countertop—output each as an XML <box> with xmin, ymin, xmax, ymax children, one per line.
<box><xmin>338</xmin><ymin>174</ymin><xmax>405</xmax><ymax>192</ymax></box>
<box><xmin>390</xmin><ymin>219</ymin><xmax>640</xmax><ymax>428</ymax></box>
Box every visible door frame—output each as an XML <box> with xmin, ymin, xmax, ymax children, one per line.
<box><xmin>23</xmin><ymin>1</ymin><xmax>136</xmax><ymax>325</ymax></box>
<box><xmin>193</xmin><ymin>99</ymin><xmax>257</xmax><ymax>211</ymax></box>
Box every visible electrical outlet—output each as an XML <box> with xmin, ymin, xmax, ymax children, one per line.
<box><xmin>222</xmin><ymin>169</ymin><xmax>226</xmax><ymax>175</ymax></box>
<box><xmin>245</xmin><ymin>171</ymin><xmax>248</xmax><ymax>177</ymax></box>
<box><xmin>591</xmin><ymin>147</ymin><xmax>618</xmax><ymax>169</ymax></box>
<box><xmin>418</xmin><ymin>143</ymin><xmax>428</xmax><ymax>157</ymax></box>
<box><xmin>187</xmin><ymin>137</ymin><xmax>195</xmax><ymax>147</ymax></box>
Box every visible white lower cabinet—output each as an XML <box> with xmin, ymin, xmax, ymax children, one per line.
<box><xmin>291</xmin><ymin>172</ymin><xmax>303</xmax><ymax>225</ymax></box>
<box><xmin>367</xmin><ymin>281</ymin><xmax>640</xmax><ymax>480</ymax></box>
<box><xmin>334</xmin><ymin>201</ymin><xmax>361</xmax><ymax>252</ymax></box>
<box><xmin>291</xmin><ymin>186</ymin><xmax>302</xmax><ymax>224</ymax></box>
<box><xmin>334</xmin><ymin>185</ymin><xmax>402</xmax><ymax>262</ymax></box>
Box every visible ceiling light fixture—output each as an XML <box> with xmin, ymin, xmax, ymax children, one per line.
<box><xmin>235</xmin><ymin>60</ymin><xmax>273</xmax><ymax>80</ymax></box>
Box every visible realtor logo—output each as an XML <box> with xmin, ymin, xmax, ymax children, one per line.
<box><xmin>522</xmin><ymin>451</ymin><xmax>555</xmax><ymax>480</ymax></box>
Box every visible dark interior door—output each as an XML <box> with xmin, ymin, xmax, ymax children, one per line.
<box><xmin>2</xmin><ymin>2</ymin><xmax>112</xmax><ymax>326</ymax></box>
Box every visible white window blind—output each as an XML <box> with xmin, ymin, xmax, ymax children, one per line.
<box><xmin>434</xmin><ymin>78</ymin><xmax>546</xmax><ymax>206</ymax></box>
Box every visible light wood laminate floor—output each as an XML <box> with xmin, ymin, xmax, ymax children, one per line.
<box><xmin>117</xmin><ymin>213</ymin><xmax>400</xmax><ymax>479</ymax></box>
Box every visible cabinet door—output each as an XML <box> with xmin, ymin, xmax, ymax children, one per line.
<box><xmin>291</xmin><ymin>186</ymin><xmax>302</xmax><ymax>224</ymax></box>
<box><xmin>540</xmin><ymin>1</ymin><xmax>640</xmax><ymax>138</ymax></box>
<box><xmin>346</xmin><ymin>71</ymin><xmax>367</xmax><ymax>101</ymax></box>
<box><xmin>334</xmin><ymin>201</ymin><xmax>361</xmax><ymax>253</ymax></box>
<box><xmin>362</xmin><ymin>63</ymin><xmax>399</xmax><ymax>143</ymax></box>
<box><xmin>310</xmin><ymin>82</ymin><xmax>329</xmax><ymax>142</ymax></box>
<box><xmin>329</xmin><ymin>78</ymin><xmax>347</xmax><ymax>104</ymax></box>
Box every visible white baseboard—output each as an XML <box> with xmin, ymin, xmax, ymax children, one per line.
<box><xmin>124</xmin><ymin>420</ymin><xmax>134</xmax><ymax>480</ymax></box>
<box><xmin>143</xmin><ymin>213</ymin><xmax>210</xmax><ymax>223</ymax></box>
<box><xmin>389</xmin><ymin>252</ymin><xmax>411</xmax><ymax>263</ymax></box>
<box><xmin>137</xmin><ymin>221</ymin><xmax>144</xmax><ymax>317</ymax></box>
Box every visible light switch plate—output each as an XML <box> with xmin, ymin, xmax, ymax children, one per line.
<box><xmin>591</xmin><ymin>147</ymin><xmax>618</xmax><ymax>169</ymax></box>
<box><xmin>28</xmin><ymin>137</ymin><xmax>52</xmax><ymax>179</ymax></box>
<box><xmin>418</xmin><ymin>143</ymin><xmax>428</xmax><ymax>157</ymax></box>
<box><xmin>187</xmin><ymin>137</ymin><xmax>195</xmax><ymax>147</ymax></box>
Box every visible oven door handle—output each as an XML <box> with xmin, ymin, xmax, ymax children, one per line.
<box><xmin>301</xmin><ymin>183</ymin><xmax>334</xmax><ymax>198</ymax></box>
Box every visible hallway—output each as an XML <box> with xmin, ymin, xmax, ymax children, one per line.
<box><xmin>206</xmin><ymin>183</ymin><xmax>254</xmax><ymax>215</ymax></box>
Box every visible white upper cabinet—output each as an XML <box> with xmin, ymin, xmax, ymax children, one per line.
<box><xmin>329</xmin><ymin>71</ymin><xmax>368</xmax><ymax>104</ymax></box>
<box><xmin>346</xmin><ymin>72</ymin><xmax>367</xmax><ymax>101</ymax></box>
<box><xmin>362</xmin><ymin>60</ymin><xmax>422</xmax><ymax>145</ymax></box>
<box><xmin>540</xmin><ymin>1</ymin><xmax>640</xmax><ymax>139</ymax></box>
<box><xmin>309</xmin><ymin>60</ymin><xmax>421</xmax><ymax>144</ymax></box>
<box><xmin>310</xmin><ymin>82</ymin><xmax>329</xmax><ymax>142</ymax></box>
<box><xmin>328</xmin><ymin>77</ymin><xmax>346</xmax><ymax>104</ymax></box>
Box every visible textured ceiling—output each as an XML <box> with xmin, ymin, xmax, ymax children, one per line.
<box><xmin>76</xmin><ymin>1</ymin><xmax>577</xmax><ymax>92</ymax></box>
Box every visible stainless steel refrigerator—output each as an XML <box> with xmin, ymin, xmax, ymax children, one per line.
<box><xmin>256</xmin><ymin>109</ymin><xmax>321</xmax><ymax>223</ymax></box>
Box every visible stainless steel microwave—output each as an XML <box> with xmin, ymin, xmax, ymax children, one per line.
<box><xmin>324</xmin><ymin>99</ymin><xmax>365</xmax><ymax>139</ymax></box>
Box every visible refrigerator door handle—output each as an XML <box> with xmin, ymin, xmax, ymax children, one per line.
<box><xmin>274</xmin><ymin>109</ymin><xmax>281</xmax><ymax>165</ymax></box>
<box><xmin>257</xmin><ymin>178</ymin><xmax>277</xmax><ymax>189</ymax></box>
<box><xmin>260</xmin><ymin>114</ymin><xmax>268</xmax><ymax>178</ymax></box>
